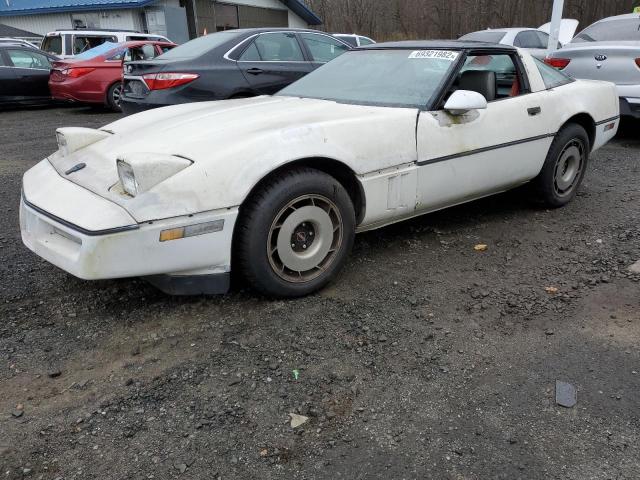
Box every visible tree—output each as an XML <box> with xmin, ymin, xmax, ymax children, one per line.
<box><xmin>304</xmin><ymin>0</ymin><xmax>637</xmax><ymax>41</ymax></box>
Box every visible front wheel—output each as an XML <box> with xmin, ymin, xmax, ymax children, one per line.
<box><xmin>533</xmin><ymin>123</ymin><xmax>589</xmax><ymax>208</ymax></box>
<box><xmin>235</xmin><ymin>168</ymin><xmax>355</xmax><ymax>297</ymax></box>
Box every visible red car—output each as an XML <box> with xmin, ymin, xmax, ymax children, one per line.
<box><xmin>49</xmin><ymin>40</ymin><xmax>175</xmax><ymax>111</ymax></box>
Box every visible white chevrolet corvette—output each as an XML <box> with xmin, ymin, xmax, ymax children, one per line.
<box><xmin>20</xmin><ymin>41</ymin><xmax>619</xmax><ymax>297</ymax></box>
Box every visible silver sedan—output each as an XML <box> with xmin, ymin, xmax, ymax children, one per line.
<box><xmin>545</xmin><ymin>14</ymin><xmax>640</xmax><ymax>119</ymax></box>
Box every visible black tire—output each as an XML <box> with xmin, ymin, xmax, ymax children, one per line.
<box><xmin>533</xmin><ymin>123</ymin><xmax>589</xmax><ymax>208</ymax></box>
<box><xmin>235</xmin><ymin>167</ymin><xmax>356</xmax><ymax>297</ymax></box>
<box><xmin>106</xmin><ymin>82</ymin><xmax>123</xmax><ymax>112</ymax></box>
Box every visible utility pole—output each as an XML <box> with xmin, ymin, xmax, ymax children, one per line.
<box><xmin>547</xmin><ymin>0</ymin><xmax>564</xmax><ymax>53</ymax></box>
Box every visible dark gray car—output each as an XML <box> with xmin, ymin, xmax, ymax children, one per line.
<box><xmin>545</xmin><ymin>14</ymin><xmax>640</xmax><ymax>118</ymax></box>
<box><xmin>120</xmin><ymin>28</ymin><xmax>351</xmax><ymax>115</ymax></box>
<box><xmin>0</xmin><ymin>45</ymin><xmax>57</xmax><ymax>106</ymax></box>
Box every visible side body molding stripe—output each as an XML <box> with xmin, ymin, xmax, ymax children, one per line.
<box><xmin>416</xmin><ymin>133</ymin><xmax>556</xmax><ymax>167</ymax></box>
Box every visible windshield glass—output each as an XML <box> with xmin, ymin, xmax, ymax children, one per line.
<box><xmin>74</xmin><ymin>41</ymin><xmax>121</xmax><ymax>60</ymax></box>
<box><xmin>572</xmin><ymin>18</ymin><xmax>640</xmax><ymax>42</ymax></box>
<box><xmin>157</xmin><ymin>31</ymin><xmax>242</xmax><ymax>59</ymax></box>
<box><xmin>459</xmin><ymin>31</ymin><xmax>506</xmax><ymax>43</ymax></box>
<box><xmin>278</xmin><ymin>49</ymin><xmax>459</xmax><ymax>108</ymax></box>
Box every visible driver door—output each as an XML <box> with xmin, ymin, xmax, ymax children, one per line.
<box><xmin>416</xmin><ymin>52</ymin><xmax>553</xmax><ymax>212</ymax></box>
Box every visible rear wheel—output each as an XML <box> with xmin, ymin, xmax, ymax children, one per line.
<box><xmin>235</xmin><ymin>168</ymin><xmax>355</xmax><ymax>297</ymax></box>
<box><xmin>533</xmin><ymin>123</ymin><xmax>589</xmax><ymax>208</ymax></box>
<box><xmin>106</xmin><ymin>82</ymin><xmax>122</xmax><ymax>112</ymax></box>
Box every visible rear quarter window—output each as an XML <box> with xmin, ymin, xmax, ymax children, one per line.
<box><xmin>572</xmin><ymin>18</ymin><xmax>640</xmax><ymax>43</ymax></box>
<box><xmin>533</xmin><ymin>57</ymin><xmax>573</xmax><ymax>89</ymax></box>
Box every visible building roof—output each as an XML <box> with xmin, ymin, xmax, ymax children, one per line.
<box><xmin>281</xmin><ymin>0</ymin><xmax>321</xmax><ymax>25</ymax></box>
<box><xmin>0</xmin><ymin>0</ymin><xmax>158</xmax><ymax>16</ymax></box>
<box><xmin>0</xmin><ymin>23</ymin><xmax>40</xmax><ymax>37</ymax></box>
<box><xmin>0</xmin><ymin>0</ymin><xmax>322</xmax><ymax>25</ymax></box>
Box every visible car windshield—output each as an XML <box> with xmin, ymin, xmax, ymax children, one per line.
<box><xmin>572</xmin><ymin>18</ymin><xmax>640</xmax><ymax>42</ymax></box>
<box><xmin>157</xmin><ymin>31</ymin><xmax>242</xmax><ymax>59</ymax></box>
<box><xmin>278</xmin><ymin>49</ymin><xmax>459</xmax><ymax>108</ymax></box>
<box><xmin>74</xmin><ymin>41</ymin><xmax>121</xmax><ymax>60</ymax></box>
<box><xmin>459</xmin><ymin>31</ymin><xmax>506</xmax><ymax>43</ymax></box>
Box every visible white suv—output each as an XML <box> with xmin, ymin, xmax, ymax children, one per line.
<box><xmin>41</xmin><ymin>29</ymin><xmax>170</xmax><ymax>58</ymax></box>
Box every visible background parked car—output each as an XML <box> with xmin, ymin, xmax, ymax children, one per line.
<box><xmin>0</xmin><ymin>37</ymin><xmax>39</xmax><ymax>49</ymax></box>
<box><xmin>545</xmin><ymin>14</ymin><xmax>640</xmax><ymax>119</ymax></box>
<box><xmin>120</xmin><ymin>28</ymin><xmax>351</xmax><ymax>114</ymax></box>
<box><xmin>41</xmin><ymin>29</ymin><xmax>171</xmax><ymax>59</ymax></box>
<box><xmin>332</xmin><ymin>33</ymin><xmax>375</xmax><ymax>47</ymax></box>
<box><xmin>49</xmin><ymin>40</ymin><xmax>175</xmax><ymax>111</ymax></box>
<box><xmin>0</xmin><ymin>44</ymin><xmax>57</xmax><ymax>106</ymax></box>
<box><xmin>460</xmin><ymin>20</ymin><xmax>578</xmax><ymax>59</ymax></box>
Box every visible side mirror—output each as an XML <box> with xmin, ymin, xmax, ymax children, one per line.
<box><xmin>444</xmin><ymin>90</ymin><xmax>488</xmax><ymax>115</ymax></box>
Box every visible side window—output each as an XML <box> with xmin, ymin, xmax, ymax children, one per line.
<box><xmin>359</xmin><ymin>37</ymin><xmax>375</xmax><ymax>46</ymax></box>
<box><xmin>238</xmin><ymin>41</ymin><xmax>261</xmax><ymax>61</ymax></box>
<box><xmin>514</xmin><ymin>31</ymin><xmax>543</xmax><ymax>49</ymax></box>
<box><xmin>533</xmin><ymin>57</ymin><xmax>573</xmax><ymax>89</ymax></box>
<box><xmin>108</xmin><ymin>49</ymin><xmax>126</xmax><ymax>61</ymax></box>
<box><xmin>124</xmin><ymin>45</ymin><xmax>158</xmax><ymax>62</ymax></box>
<box><xmin>0</xmin><ymin>54</ymin><xmax>6</xmax><ymax>67</ymax></box>
<box><xmin>535</xmin><ymin>31</ymin><xmax>550</xmax><ymax>49</ymax></box>
<box><xmin>41</xmin><ymin>36</ymin><xmax>62</xmax><ymax>55</ymax></box>
<box><xmin>73</xmin><ymin>35</ymin><xmax>116</xmax><ymax>55</ymax></box>
<box><xmin>300</xmin><ymin>33</ymin><xmax>350</xmax><ymax>62</ymax></box>
<box><xmin>252</xmin><ymin>33</ymin><xmax>304</xmax><ymax>62</ymax></box>
<box><xmin>7</xmin><ymin>49</ymin><xmax>51</xmax><ymax>69</ymax></box>
<box><xmin>458</xmin><ymin>53</ymin><xmax>523</xmax><ymax>100</ymax></box>
<box><xmin>336</xmin><ymin>36</ymin><xmax>357</xmax><ymax>47</ymax></box>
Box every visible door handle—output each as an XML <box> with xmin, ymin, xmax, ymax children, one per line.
<box><xmin>246</xmin><ymin>68</ymin><xmax>263</xmax><ymax>75</ymax></box>
<box><xmin>528</xmin><ymin>106</ymin><xmax>542</xmax><ymax>116</ymax></box>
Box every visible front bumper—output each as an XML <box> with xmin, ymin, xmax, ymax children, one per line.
<box><xmin>20</xmin><ymin>195</ymin><xmax>238</xmax><ymax>294</ymax></box>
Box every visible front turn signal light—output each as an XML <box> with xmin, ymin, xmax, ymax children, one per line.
<box><xmin>159</xmin><ymin>220</ymin><xmax>224</xmax><ymax>242</ymax></box>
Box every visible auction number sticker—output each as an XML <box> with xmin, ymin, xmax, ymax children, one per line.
<box><xmin>409</xmin><ymin>50</ymin><xmax>459</xmax><ymax>61</ymax></box>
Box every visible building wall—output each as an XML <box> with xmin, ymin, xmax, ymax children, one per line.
<box><xmin>0</xmin><ymin>13</ymin><xmax>73</xmax><ymax>35</ymax></box>
<box><xmin>287</xmin><ymin>9</ymin><xmax>308</xmax><ymax>28</ymax></box>
<box><xmin>0</xmin><ymin>0</ymin><xmax>310</xmax><ymax>41</ymax></box>
<box><xmin>0</xmin><ymin>9</ymin><xmax>141</xmax><ymax>35</ymax></box>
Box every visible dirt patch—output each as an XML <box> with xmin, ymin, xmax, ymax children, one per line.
<box><xmin>1</xmin><ymin>107</ymin><xmax>639</xmax><ymax>479</ymax></box>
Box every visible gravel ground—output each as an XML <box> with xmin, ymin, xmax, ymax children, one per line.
<box><xmin>1</xmin><ymin>105</ymin><xmax>639</xmax><ymax>480</ymax></box>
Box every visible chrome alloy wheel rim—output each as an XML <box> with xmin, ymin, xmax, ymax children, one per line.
<box><xmin>553</xmin><ymin>140</ymin><xmax>584</xmax><ymax>197</ymax></box>
<box><xmin>267</xmin><ymin>194</ymin><xmax>343</xmax><ymax>283</ymax></box>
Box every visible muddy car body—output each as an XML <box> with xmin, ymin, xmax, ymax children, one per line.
<box><xmin>20</xmin><ymin>41</ymin><xmax>619</xmax><ymax>297</ymax></box>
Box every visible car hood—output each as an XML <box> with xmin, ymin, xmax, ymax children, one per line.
<box><xmin>47</xmin><ymin>96</ymin><xmax>418</xmax><ymax>222</ymax></box>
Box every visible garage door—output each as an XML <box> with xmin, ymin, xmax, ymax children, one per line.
<box><xmin>238</xmin><ymin>5</ymin><xmax>288</xmax><ymax>28</ymax></box>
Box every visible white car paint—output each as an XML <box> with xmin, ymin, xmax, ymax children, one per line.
<box><xmin>20</xmin><ymin>47</ymin><xmax>619</xmax><ymax>292</ymax></box>
<box><xmin>538</xmin><ymin>19</ymin><xmax>579</xmax><ymax>46</ymax></box>
<box><xmin>332</xmin><ymin>33</ymin><xmax>376</xmax><ymax>47</ymax></box>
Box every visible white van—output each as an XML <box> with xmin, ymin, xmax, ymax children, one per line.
<box><xmin>41</xmin><ymin>29</ymin><xmax>170</xmax><ymax>58</ymax></box>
